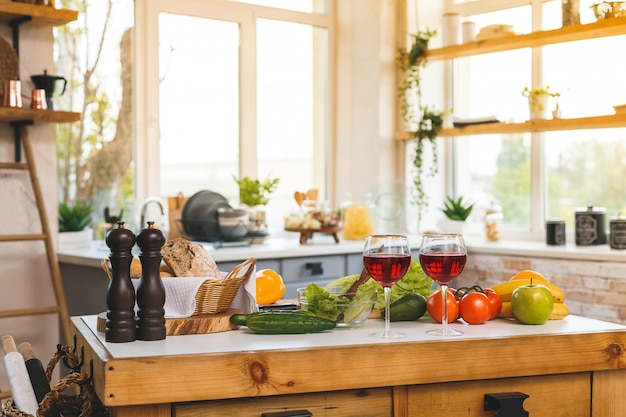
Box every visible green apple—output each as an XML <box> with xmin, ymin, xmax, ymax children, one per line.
<box><xmin>511</xmin><ymin>284</ymin><xmax>554</xmax><ymax>325</ymax></box>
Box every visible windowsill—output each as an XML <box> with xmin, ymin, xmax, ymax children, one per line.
<box><xmin>467</xmin><ymin>238</ymin><xmax>626</xmax><ymax>263</ymax></box>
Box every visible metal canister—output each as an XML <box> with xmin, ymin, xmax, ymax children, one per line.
<box><xmin>575</xmin><ymin>206</ymin><xmax>606</xmax><ymax>246</ymax></box>
<box><xmin>609</xmin><ymin>217</ymin><xmax>626</xmax><ymax>250</ymax></box>
<box><xmin>546</xmin><ymin>218</ymin><xmax>566</xmax><ymax>246</ymax></box>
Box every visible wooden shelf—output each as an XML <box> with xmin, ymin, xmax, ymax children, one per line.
<box><xmin>0</xmin><ymin>107</ymin><xmax>80</xmax><ymax>123</ymax></box>
<box><xmin>425</xmin><ymin>17</ymin><xmax>626</xmax><ymax>61</ymax></box>
<box><xmin>0</xmin><ymin>3</ymin><xmax>77</xmax><ymax>26</ymax></box>
<box><xmin>396</xmin><ymin>113</ymin><xmax>626</xmax><ymax>140</ymax></box>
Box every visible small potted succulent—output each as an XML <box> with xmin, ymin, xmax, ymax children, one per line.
<box><xmin>438</xmin><ymin>196</ymin><xmax>474</xmax><ymax>234</ymax></box>
<box><xmin>58</xmin><ymin>201</ymin><xmax>94</xmax><ymax>250</ymax></box>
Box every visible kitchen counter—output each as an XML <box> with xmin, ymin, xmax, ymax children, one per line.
<box><xmin>58</xmin><ymin>235</ymin><xmax>626</xmax><ymax>269</ymax></box>
<box><xmin>71</xmin><ymin>314</ymin><xmax>626</xmax><ymax>416</ymax></box>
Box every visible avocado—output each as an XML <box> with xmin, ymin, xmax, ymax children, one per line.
<box><xmin>382</xmin><ymin>293</ymin><xmax>428</xmax><ymax>322</ymax></box>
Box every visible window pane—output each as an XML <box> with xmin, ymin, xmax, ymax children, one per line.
<box><xmin>545</xmin><ymin>130</ymin><xmax>626</xmax><ymax>227</ymax></box>
<box><xmin>256</xmin><ymin>18</ymin><xmax>328</xmax><ymax>229</ymax></box>
<box><xmin>158</xmin><ymin>14</ymin><xmax>240</xmax><ymax>198</ymax></box>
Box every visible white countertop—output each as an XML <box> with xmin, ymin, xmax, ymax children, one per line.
<box><xmin>58</xmin><ymin>235</ymin><xmax>626</xmax><ymax>268</ymax></box>
<box><xmin>76</xmin><ymin>314</ymin><xmax>626</xmax><ymax>359</ymax></box>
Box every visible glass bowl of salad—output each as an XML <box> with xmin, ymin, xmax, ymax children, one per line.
<box><xmin>297</xmin><ymin>284</ymin><xmax>377</xmax><ymax>329</ymax></box>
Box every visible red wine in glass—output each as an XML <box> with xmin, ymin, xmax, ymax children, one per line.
<box><xmin>363</xmin><ymin>234</ymin><xmax>411</xmax><ymax>339</ymax></box>
<box><xmin>419</xmin><ymin>234</ymin><xmax>467</xmax><ymax>337</ymax></box>
<box><xmin>419</xmin><ymin>252</ymin><xmax>466</xmax><ymax>284</ymax></box>
<box><xmin>363</xmin><ymin>253</ymin><xmax>411</xmax><ymax>287</ymax></box>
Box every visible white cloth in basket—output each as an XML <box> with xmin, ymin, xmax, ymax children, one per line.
<box><xmin>131</xmin><ymin>261</ymin><xmax>257</xmax><ymax>318</ymax></box>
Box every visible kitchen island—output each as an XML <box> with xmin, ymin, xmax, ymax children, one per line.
<box><xmin>71</xmin><ymin>314</ymin><xmax>626</xmax><ymax>417</ymax></box>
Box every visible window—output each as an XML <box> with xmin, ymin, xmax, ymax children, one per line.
<box><xmin>136</xmin><ymin>0</ymin><xmax>331</xmax><ymax>235</ymax></box>
<box><xmin>440</xmin><ymin>1</ymin><xmax>626</xmax><ymax>240</ymax></box>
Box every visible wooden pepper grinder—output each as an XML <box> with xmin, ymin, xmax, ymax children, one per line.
<box><xmin>136</xmin><ymin>221</ymin><xmax>166</xmax><ymax>341</ymax></box>
<box><xmin>105</xmin><ymin>221</ymin><xmax>137</xmax><ymax>343</ymax></box>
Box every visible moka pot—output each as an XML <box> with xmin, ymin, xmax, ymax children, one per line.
<box><xmin>30</xmin><ymin>70</ymin><xmax>67</xmax><ymax>110</ymax></box>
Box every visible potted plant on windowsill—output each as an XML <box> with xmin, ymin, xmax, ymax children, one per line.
<box><xmin>438</xmin><ymin>196</ymin><xmax>474</xmax><ymax>234</ymax></box>
<box><xmin>58</xmin><ymin>201</ymin><xmax>94</xmax><ymax>250</ymax></box>
<box><xmin>522</xmin><ymin>86</ymin><xmax>560</xmax><ymax>120</ymax></box>
<box><xmin>233</xmin><ymin>175</ymin><xmax>280</xmax><ymax>233</ymax></box>
<box><xmin>398</xmin><ymin>29</ymin><xmax>447</xmax><ymax>226</ymax></box>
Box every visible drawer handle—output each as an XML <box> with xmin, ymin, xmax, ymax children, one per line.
<box><xmin>484</xmin><ymin>392</ymin><xmax>529</xmax><ymax>417</ymax></box>
<box><xmin>261</xmin><ymin>410</ymin><xmax>312</xmax><ymax>417</ymax></box>
<box><xmin>305</xmin><ymin>262</ymin><xmax>323</xmax><ymax>275</ymax></box>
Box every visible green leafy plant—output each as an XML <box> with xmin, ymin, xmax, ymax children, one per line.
<box><xmin>233</xmin><ymin>175</ymin><xmax>280</xmax><ymax>207</ymax></box>
<box><xmin>58</xmin><ymin>201</ymin><xmax>94</xmax><ymax>232</ymax></box>
<box><xmin>441</xmin><ymin>196</ymin><xmax>474</xmax><ymax>221</ymax></box>
<box><xmin>397</xmin><ymin>29</ymin><xmax>447</xmax><ymax>222</ymax></box>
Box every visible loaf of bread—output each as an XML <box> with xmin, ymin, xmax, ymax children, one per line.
<box><xmin>161</xmin><ymin>238</ymin><xmax>220</xmax><ymax>277</ymax></box>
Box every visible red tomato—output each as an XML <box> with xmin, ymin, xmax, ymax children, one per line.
<box><xmin>483</xmin><ymin>288</ymin><xmax>503</xmax><ymax>319</ymax></box>
<box><xmin>427</xmin><ymin>289</ymin><xmax>459</xmax><ymax>324</ymax></box>
<box><xmin>459</xmin><ymin>292</ymin><xmax>491</xmax><ymax>325</ymax></box>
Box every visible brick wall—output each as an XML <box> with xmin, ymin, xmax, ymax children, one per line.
<box><xmin>455</xmin><ymin>253</ymin><xmax>626</xmax><ymax>325</ymax></box>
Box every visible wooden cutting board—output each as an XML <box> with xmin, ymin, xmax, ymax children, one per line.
<box><xmin>96</xmin><ymin>309</ymin><xmax>242</xmax><ymax>336</ymax></box>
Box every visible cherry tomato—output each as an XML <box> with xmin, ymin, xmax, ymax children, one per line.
<box><xmin>427</xmin><ymin>289</ymin><xmax>459</xmax><ymax>324</ymax></box>
<box><xmin>459</xmin><ymin>292</ymin><xmax>491</xmax><ymax>324</ymax></box>
<box><xmin>483</xmin><ymin>288</ymin><xmax>502</xmax><ymax>319</ymax></box>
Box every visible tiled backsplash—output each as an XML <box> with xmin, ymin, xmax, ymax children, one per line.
<box><xmin>456</xmin><ymin>253</ymin><xmax>626</xmax><ymax>325</ymax></box>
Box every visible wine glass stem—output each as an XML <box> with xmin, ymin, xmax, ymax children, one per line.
<box><xmin>384</xmin><ymin>286</ymin><xmax>391</xmax><ymax>336</ymax></box>
<box><xmin>441</xmin><ymin>284</ymin><xmax>449</xmax><ymax>334</ymax></box>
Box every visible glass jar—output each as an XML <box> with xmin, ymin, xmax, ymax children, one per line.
<box><xmin>484</xmin><ymin>202</ymin><xmax>503</xmax><ymax>242</ymax></box>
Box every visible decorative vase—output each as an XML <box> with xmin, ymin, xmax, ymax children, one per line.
<box><xmin>58</xmin><ymin>227</ymin><xmax>93</xmax><ymax>250</ymax></box>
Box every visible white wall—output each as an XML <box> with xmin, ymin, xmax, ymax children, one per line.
<box><xmin>0</xmin><ymin>24</ymin><xmax>60</xmax><ymax>392</ymax></box>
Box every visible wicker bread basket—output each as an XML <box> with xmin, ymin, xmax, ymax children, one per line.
<box><xmin>101</xmin><ymin>257</ymin><xmax>256</xmax><ymax>315</ymax></box>
<box><xmin>193</xmin><ymin>257</ymin><xmax>256</xmax><ymax>315</ymax></box>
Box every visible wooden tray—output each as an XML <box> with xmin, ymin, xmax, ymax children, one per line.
<box><xmin>96</xmin><ymin>309</ymin><xmax>242</xmax><ymax>336</ymax></box>
<box><xmin>285</xmin><ymin>226</ymin><xmax>342</xmax><ymax>245</ymax></box>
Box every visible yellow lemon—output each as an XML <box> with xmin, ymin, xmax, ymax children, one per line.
<box><xmin>256</xmin><ymin>269</ymin><xmax>286</xmax><ymax>305</ymax></box>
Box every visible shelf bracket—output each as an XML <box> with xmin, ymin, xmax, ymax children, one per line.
<box><xmin>8</xmin><ymin>15</ymin><xmax>32</xmax><ymax>57</ymax></box>
<box><xmin>10</xmin><ymin>120</ymin><xmax>34</xmax><ymax>162</ymax></box>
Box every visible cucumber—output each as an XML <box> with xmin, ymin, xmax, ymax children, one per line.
<box><xmin>230</xmin><ymin>313</ymin><xmax>249</xmax><ymax>326</ymax></box>
<box><xmin>231</xmin><ymin>311</ymin><xmax>336</xmax><ymax>334</ymax></box>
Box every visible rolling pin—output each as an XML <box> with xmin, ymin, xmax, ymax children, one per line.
<box><xmin>1</xmin><ymin>335</ymin><xmax>39</xmax><ymax>415</ymax></box>
<box><xmin>18</xmin><ymin>342</ymin><xmax>60</xmax><ymax>417</ymax></box>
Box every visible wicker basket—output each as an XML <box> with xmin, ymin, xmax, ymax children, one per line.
<box><xmin>193</xmin><ymin>257</ymin><xmax>256</xmax><ymax>315</ymax></box>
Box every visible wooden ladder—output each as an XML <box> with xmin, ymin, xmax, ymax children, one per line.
<box><xmin>0</xmin><ymin>124</ymin><xmax>71</xmax><ymax>345</ymax></box>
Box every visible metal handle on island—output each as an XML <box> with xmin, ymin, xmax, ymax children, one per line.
<box><xmin>484</xmin><ymin>392</ymin><xmax>529</xmax><ymax>417</ymax></box>
<box><xmin>261</xmin><ymin>410</ymin><xmax>312</xmax><ymax>417</ymax></box>
<box><xmin>305</xmin><ymin>262</ymin><xmax>323</xmax><ymax>275</ymax></box>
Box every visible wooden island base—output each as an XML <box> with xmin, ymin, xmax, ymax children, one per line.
<box><xmin>71</xmin><ymin>315</ymin><xmax>626</xmax><ymax>417</ymax></box>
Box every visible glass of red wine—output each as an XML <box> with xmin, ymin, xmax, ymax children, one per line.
<box><xmin>363</xmin><ymin>234</ymin><xmax>411</xmax><ymax>339</ymax></box>
<box><xmin>419</xmin><ymin>234</ymin><xmax>467</xmax><ymax>337</ymax></box>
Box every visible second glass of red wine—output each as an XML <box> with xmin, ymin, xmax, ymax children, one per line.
<box><xmin>363</xmin><ymin>234</ymin><xmax>411</xmax><ymax>339</ymax></box>
<box><xmin>419</xmin><ymin>234</ymin><xmax>467</xmax><ymax>336</ymax></box>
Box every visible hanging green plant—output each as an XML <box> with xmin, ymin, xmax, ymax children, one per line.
<box><xmin>397</xmin><ymin>29</ymin><xmax>447</xmax><ymax>223</ymax></box>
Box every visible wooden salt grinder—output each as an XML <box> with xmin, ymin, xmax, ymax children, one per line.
<box><xmin>105</xmin><ymin>221</ymin><xmax>137</xmax><ymax>342</ymax></box>
<box><xmin>136</xmin><ymin>221</ymin><xmax>166</xmax><ymax>341</ymax></box>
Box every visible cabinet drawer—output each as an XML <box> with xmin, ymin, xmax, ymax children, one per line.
<box><xmin>175</xmin><ymin>387</ymin><xmax>392</xmax><ymax>417</ymax></box>
<box><xmin>281</xmin><ymin>255</ymin><xmax>347</xmax><ymax>298</ymax></box>
<box><xmin>407</xmin><ymin>372</ymin><xmax>590</xmax><ymax>417</ymax></box>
